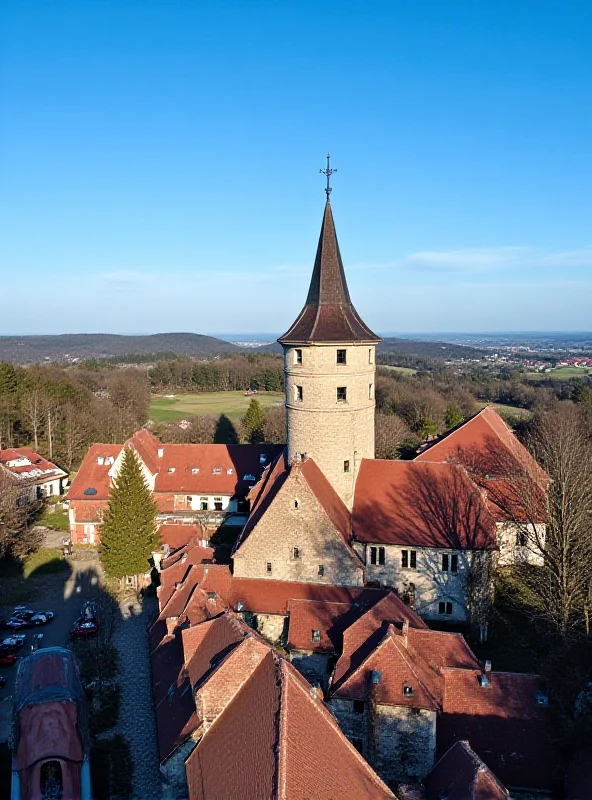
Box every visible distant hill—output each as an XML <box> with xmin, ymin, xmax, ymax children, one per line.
<box><xmin>0</xmin><ymin>333</ymin><xmax>241</xmax><ymax>364</ymax></box>
<box><xmin>257</xmin><ymin>337</ymin><xmax>486</xmax><ymax>362</ymax></box>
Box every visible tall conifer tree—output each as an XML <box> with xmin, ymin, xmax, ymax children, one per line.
<box><xmin>100</xmin><ymin>447</ymin><xmax>158</xmax><ymax>580</ymax></box>
<box><xmin>242</xmin><ymin>398</ymin><xmax>265</xmax><ymax>443</ymax></box>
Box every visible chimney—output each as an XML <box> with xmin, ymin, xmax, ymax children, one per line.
<box><xmin>401</xmin><ymin>620</ymin><xmax>409</xmax><ymax>647</ymax></box>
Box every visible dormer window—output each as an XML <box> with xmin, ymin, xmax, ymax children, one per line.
<box><xmin>336</xmin><ymin>349</ymin><xmax>347</xmax><ymax>365</ymax></box>
<box><xmin>226</xmin><ymin>468</ymin><xmax>234</xmax><ymax>475</ymax></box>
<box><xmin>191</xmin><ymin>467</ymin><xmax>199</xmax><ymax>474</ymax></box>
<box><xmin>168</xmin><ymin>467</ymin><xmax>176</xmax><ymax>473</ymax></box>
<box><xmin>212</xmin><ymin>467</ymin><xmax>222</xmax><ymax>474</ymax></box>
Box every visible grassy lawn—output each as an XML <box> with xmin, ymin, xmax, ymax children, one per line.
<box><xmin>477</xmin><ymin>402</ymin><xmax>531</xmax><ymax>421</ymax></box>
<box><xmin>37</xmin><ymin>502</ymin><xmax>70</xmax><ymax>532</ymax></box>
<box><xmin>23</xmin><ymin>547</ymin><xmax>69</xmax><ymax>578</ymax></box>
<box><xmin>525</xmin><ymin>366</ymin><xmax>592</xmax><ymax>381</ymax></box>
<box><xmin>149</xmin><ymin>391</ymin><xmax>285</xmax><ymax>423</ymax></box>
<box><xmin>380</xmin><ymin>365</ymin><xmax>418</xmax><ymax>376</ymax></box>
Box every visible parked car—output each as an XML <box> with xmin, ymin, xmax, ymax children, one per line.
<box><xmin>70</xmin><ymin>619</ymin><xmax>98</xmax><ymax>640</ymax></box>
<box><xmin>1</xmin><ymin>634</ymin><xmax>26</xmax><ymax>649</ymax></box>
<box><xmin>3</xmin><ymin>617</ymin><xmax>28</xmax><ymax>631</ymax></box>
<box><xmin>13</xmin><ymin>608</ymin><xmax>54</xmax><ymax>623</ymax></box>
<box><xmin>0</xmin><ymin>652</ymin><xmax>17</xmax><ymax>666</ymax></box>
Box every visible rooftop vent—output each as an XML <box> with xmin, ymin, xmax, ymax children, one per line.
<box><xmin>226</xmin><ymin>467</ymin><xmax>234</xmax><ymax>475</ymax></box>
<box><xmin>259</xmin><ymin>454</ymin><xmax>267</xmax><ymax>464</ymax></box>
<box><xmin>403</xmin><ymin>684</ymin><xmax>413</xmax><ymax>697</ymax></box>
<box><xmin>97</xmin><ymin>456</ymin><xmax>105</xmax><ymax>465</ymax></box>
<box><xmin>181</xmin><ymin>553</ymin><xmax>187</xmax><ymax>563</ymax></box>
<box><xmin>105</xmin><ymin>456</ymin><xmax>114</xmax><ymax>465</ymax></box>
<box><xmin>212</xmin><ymin>467</ymin><xmax>222</xmax><ymax>474</ymax></box>
<box><xmin>174</xmin><ymin>582</ymin><xmax>184</xmax><ymax>590</ymax></box>
<box><xmin>161</xmin><ymin>544</ymin><xmax>170</xmax><ymax>556</ymax></box>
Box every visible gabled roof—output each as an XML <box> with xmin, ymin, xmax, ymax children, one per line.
<box><xmin>415</xmin><ymin>406</ymin><xmax>549</xmax><ymax>521</ymax></box>
<box><xmin>158</xmin><ymin>523</ymin><xmax>208</xmax><ymax>553</ymax></box>
<box><xmin>234</xmin><ymin>455</ymin><xmax>359</xmax><ymax>563</ymax></box>
<box><xmin>353</xmin><ymin>459</ymin><xmax>498</xmax><ymax>549</ymax></box>
<box><xmin>425</xmin><ymin>740</ymin><xmax>509</xmax><ymax>800</ymax></box>
<box><xmin>286</xmin><ymin>599</ymin><xmax>362</xmax><ymax>652</ymax></box>
<box><xmin>0</xmin><ymin>446</ymin><xmax>67</xmax><ymax>483</ymax></box>
<box><xmin>278</xmin><ymin>201</ymin><xmax>380</xmax><ymax>344</ymax></box>
<box><xmin>66</xmin><ymin>444</ymin><xmax>122</xmax><ymax>500</ymax></box>
<box><xmin>182</xmin><ymin>613</ymin><xmax>245</xmax><ymax>689</ymax></box>
<box><xmin>439</xmin><ymin>669</ymin><xmax>558</xmax><ymax>790</ymax></box>
<box><xmin>125</xmin><ymin>428</ymin><xmax>161</xmax><ymax>475</ymax></box>
<box><xmin>185</xmin><ymin>651</ymin><xmax>395</xmax><ymax>799</ymax></box>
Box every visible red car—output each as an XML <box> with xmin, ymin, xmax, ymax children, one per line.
<box><xmin>70</xmin><ymin>620</ymin><xmax>98</xmax><ymax>640</ymax></box>
<box><xmin>0</xmin><ymin>652</ymin><xmax>17</xmax><ymax>666</ymax></box>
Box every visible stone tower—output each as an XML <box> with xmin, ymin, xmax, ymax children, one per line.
<box><xmin>278</xmin><ymin>198</ymin><xmax>380</xmax><ymax>509</ymax></box>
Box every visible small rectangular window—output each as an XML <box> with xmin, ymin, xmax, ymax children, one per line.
<box><xmin>451</xmin><ymin>554</ymin><xmax>458</xmax><ymax>573</ymax></box>
<box><xmin>402</xmin><ymin>550</ymin><xmax>416</xmax><ymax>569</ymax></box>
<box><xmin>200</xmin><ymin>498</ymin><xmax>208</xmax><ymax>510</ymax></box>
<box><xmin>370</xmin><ymin>546</ymin><xmax>385</xmax><ymax>566</ymax></box>
<box><xmin>378</xmin><ymin>547</ymin><xmax>386</xmax><ymax>566</ymax></box>
<box><xmin>353</xmin><ymin>700</ymin><xmax>365</xmax><ymax>714</ymax></box>
<box><xmin>294</xmin><ymin>349</ymin><xmax>303</xmax><ymax>365</ymax></box>
<box><xmin>292</xmin><ymin>547</ymin><xmax>300</xmax><ymax>559</ymax></box>
<box><xmin>370</xmin><ymin>546</ymin><xmax>377</xmax><ymax>565</ymax></box>
<box><xmin>343</xmin><ymin>460</ymin><xmax>350</xmax><ymax>473</ymax></box>
<box><xmin>442</xmin><ymin>554</ymin><xmax>449</xmax><ymax>572</ymax></box>
<box><xmin>336</xmin><ymin>349</ymin><xmax>347</xmax><ymax>365</ymax></box>
<box><xmin>369</xmin><ymin>348</ymin><xmax>373</xmax><ymax>364</ymax></box>
<box><xmin>403</xmin><ymin>684</ymin><xmax>413</xmax><ymax>697</ymax></box>
<box><xmin>214</xmin><ymin>497</ymin><xmax>223</xmax><ymax>511</ymax></box>
<box><xmin>266</xmin><ymin>562</ymin><xmax>272</xmax><ymax>573</ymax></box>
<box><xmin>311</xmin><ymin>629</ymin><xmax>321</xmax><ymax>643</ymax></box>
<box><xmin>186</xmin><ymin>496</ymin><xmax>192</xmax><ymax>504</ymax></box>
<box><xmin>438</xmin><ymin>601</ymin><xmax>453</xmax><ymax>615</ymax></box>
<box><xmin>318</xmin><ymin>565</ymin><xmax>325</xmax><ymax>577</ymax></box>
<box><xmin>295</xmin><ymin>385</ymin><xmax>303</xmax><ymax>402</ymax></box>
<box><xmin>410</xmin><ymin>551</ymin><xmax>417</xmax><ymax>569</ymax></box>
<box><xmin>337</xmin><ymin>386</ymin><xmax>347</xmax><ymax>402</ymax></box>
<box><xmin>402</xmin><ymin>549</ymin><xmax>408</xmax><ymax>569</ymax></box>
<box><xmin>369</xmin><ymin>383</ymin><xmax>374</xmax><ymax>400</ymax></box>
<box><xmin>352</xmin><ymin>738</ymin><xmax>364</xmax><ymax>754</ymax></box>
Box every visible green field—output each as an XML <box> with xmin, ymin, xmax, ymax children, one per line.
<box><xmin>149</xmin><ymin>391</ymin><xmax>285</xmax><ymax>423</ymax></box>
<box><xmin>477</xmin><ymin>402</ymin><xmax>531</xmax><ymax>421</ymax></box>
<box><xmin>525</xmin><ymin>366</ymin><xmax>592</xmax><ymax>381</ymax></box>
<box><xmin>380</xmin><ymin>365</ymin><xmax>418</xmax><ymax>376</ymax></box>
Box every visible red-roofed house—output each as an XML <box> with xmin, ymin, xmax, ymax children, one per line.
<box><xmin>415</xmin><ymin>406</ymin><xmax>549</xmax><ymax>566</ymax></box>
<box><xmin>423</xmin><ymin>740</ymin><xmax>509</xmax><ymax>800</ymax></box>
<box><xmin>0</xmin><ymin>446</ymin><xmax>68</xmax><ymax>504</ymax></box>
<box><xmin>65</xmin><ymin>429</ymin><xmax>281</xmax><ymax>543</ymax></box>
<box><xmin>352</xmin><ymin>459</ymin><xmax>498</xmax><ymax>624</ymax></box>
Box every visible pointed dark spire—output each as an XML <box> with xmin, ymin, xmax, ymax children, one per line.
<box><xmin>278</xmin><ymin>200</ymin><xmax>380</xmax><ymax>344</ymax></box>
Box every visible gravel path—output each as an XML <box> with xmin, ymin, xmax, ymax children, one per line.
<box><xmin>113</xmin><ymin>597</ymin><xmax>163</xmax><ymax>800</ymax></box>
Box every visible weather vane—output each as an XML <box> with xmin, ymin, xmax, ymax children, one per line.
<box><xmin>320</xmin><ymin>153</ymin><xmax>336</xmax><ymax>200</ymax></box>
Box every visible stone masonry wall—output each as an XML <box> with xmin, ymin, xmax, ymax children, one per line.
<box><xmin>284</xmin><ymin>343</ymin><xmax>376</xmax><ymax>509</ymax></box>
<box><xmin>372</xmin><ymin>704</ymin><xmax>436</xmax><ymax>785</ymax></box>
<box><xmin>233</xmin><ymin>466</ymin><xmax>364</xmax><ymax>586</ymax></box>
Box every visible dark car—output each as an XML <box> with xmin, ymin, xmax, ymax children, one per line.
<box><xmin>1</xmin><ymin>634</ymin><xmax>25</xmax><ymax>649</ymax></box>
<box><xmin>13</xmin><ymin>608</ymin><xmax>54</xmax><ymax>623</ymax></box>
<box><xmin>0</xmin><ymin>652</ymin><xmax>17</xmax><ymax>666</ymax></box>
<box><xmin>3</xmin><ymin>617</ymin><xmax>28</xmax><ymax>631</ymax></box>
<box><xmin>70</xmin><ymin>620</ymin><xmax>98</xmax><ymax>640</ymax></box>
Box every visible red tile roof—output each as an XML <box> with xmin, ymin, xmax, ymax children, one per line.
<box><xmin>439</xmin><ymin>669</ymin><xmax>558</xmax><ymax>790</ymax></box>
<box><xmin>181</xmin><ymin>613</ymin><xmax>245</xmax><ymax>688</ymax></box>
<box><xmin>415</xmin><ymin>407</ymin><xmax>549</xmax><ymax>522</ymax></box>
<box><xmin>286</xmin><ymin>600</ymin><xmax>360</xmax><ymax>652</ymax></box>
<box><xmin>125</xmin><ymin>428</ymin><xmax>161</xmax><ymax>475</ymax></box>
<box><xmin>69</xmin><ymin>500</ymin><xmax>107</xmax><ymax>522</ymax></box>
<box><xmin>353</xmin><ymin>459</ymin><xmax>498</xmax><ymax>550</ymax></box>
<box><xmin>66</xmin><ymin>444</ymin><xmax>122</xmax><ymax>500</ymax></box>
<box><xmin>0</xmin><ymin>447</ymin><xmax>67</xmax><ymax>483</ymax></box>
<box><xmin>278</xmin><ymin>200</ymin><xmax>380</xmax><ymax>344</ymax></box>
<box><xmin>185</xmin><ymin>651</ymin><xmax>395</xmax><ymax>799</ymax></box>
<box><xmin>425</xmin><ymin>740</ymin><xmax>509</xmax><ymax>800</ymax></box>
<box><xmin>158</xmin><ymin>523</ymin><xmax>207</xmax><ymax>552</ymax></box>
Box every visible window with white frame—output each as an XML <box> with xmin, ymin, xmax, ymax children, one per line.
<box><xmin>441</xmin><ymin>553</ymin><xmax>458</xmax><ymax>573</ymax></box>
<box><xmin>401</xmin><ymin>550</ymin><xmax>417</xmax><ymax>569</ymax></box>
<box><xmin>369</xmin><ymin>546</ymin><xmax>385</xmax><ymax>566</ymax></box>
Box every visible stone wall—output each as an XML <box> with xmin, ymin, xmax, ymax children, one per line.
<box><xmin>233</xmin><ymin>466</ymin><xmax>364</xmax><ymax>586</ymax></box>
<box><xmin>496</xmin><ymin>521</ymin><xmax>546</xmax><ymax>566</ymax></box>
<box><xmin>289</xmin><ymin>649</ymin><xmax>333</xmax><ymax>689</ymax></box>
<box><xmin>160</xmin><ymin>737</ymin><xmax>197</xmax><ymax>798</ymax></box>
<box><xmin>284</xmin><ymin>343</ymin><xmax>376</xmax><ymax>509</ymax></box>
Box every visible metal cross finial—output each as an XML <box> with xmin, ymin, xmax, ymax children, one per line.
<box><xmin>319</xmin><ymin>153</ymin><xmax>336</xmax><ymax>200</ymax></box>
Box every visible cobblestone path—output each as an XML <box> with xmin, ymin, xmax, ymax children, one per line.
<box><xmin>113</xmin><ymin>597</ymin><xmax>163</xmax><ymax>800</ymax></box>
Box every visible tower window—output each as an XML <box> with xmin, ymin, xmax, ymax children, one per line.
<box><xmin>266</xmin><ymin>562</ymin><xmax>272</xmax><ymax>573</ymax></box>
<box><xmin>369</xmin><ymin>348</ymin><xmax>373</xmax><ymax>364</ymax></box>
<box><xmin>292</xmin><ymin>547</ymin><xmax>300</xmax><ymax>559</ymax></box>
<box><xmin>294</xmin><ymin>498</ymin><xmax>299</xmax><ymax>510</ymax></box>
<box><xmin>343</xmin><ymin>460</ymin><xmax>350</xmax><ymax>473</ymax></box>
<box><xmin>337</xmin><ymin>387</ymin><xmax>347</xmax><ymax>402</ymax></box>
<box><xmin>318</xmin><ymin>565</ymin><xmax>325</xmax><ymax>576</ymax></box>
<box><xmin>369</xmin><ymin>383</ymin><xmax>374</xmax><ymax>399</ymax></box>
<box><xmin>336</xmin><ymin>349</ymin><xmax>347</xmax><ymax>365</ymax></box>
<box><xmin>295</xmin><ymin>385</ymin><xmax>303</xmax><ymax>402</ymax></box>
<box><xmin>294</xmin><ymin>349</ymin><xmax>303</xmax><ymax>365</ymax></box>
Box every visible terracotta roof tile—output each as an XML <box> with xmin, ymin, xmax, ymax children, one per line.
<box><xmin>286</xmin><ymin>599</ymin><xmax>362</xmax><ymax>652</ymax></box>
<box><xmin>69</xmin><ymin>500</ymin><xmax>107</xmax><ymax>522</ymax></box>
<box><xmin>439</xmin><ymin>669</ymin><xmax>559</xmax><ymax>790</ymax></box>
<box><xmin>425</xmin><ymin>740</ymin><xmax>509</xmax><ymax>800</ymax></box>
<box><xmin>158</xmin><ymin>523</ymin><xmax>207</xmax><ymax>553</ymax></box>
<box><xmin>353</xmin><ymin>459</ymin><xmax>498</xmax><ymax>549</ymax></box>
<box><xmin>278</xmin><ymin>201</ymin><xmax>380</xmax><ymax>344</ymax></box>
<box><xmin>182</xmin><ymin>613</ymin><xmax>245</xmax><ymax>688</ymax></box>
<box><xmin>66</xmin><ymin>444</ymin><xmax>122</xmax><ymax>500</ymax></box>
<box><xmin>0</xmin><ymin>447</ymin><xmax>67</xmax><ymax>482</ymax></box>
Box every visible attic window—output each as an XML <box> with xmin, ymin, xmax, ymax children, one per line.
<box><xmin>343</xmin><ymin>460</ymin><xmax>350</xmax><ymax>473</ymax></box>
<box><xmin>438</xmin><ymin>601</ymin><xmax>453</xmax><ymax>616</ymax></box>
<box><xmin>311</xmin><ymin>630</ymin><xmax>321</xmax><ymax>643</ymax></box>
<box><xmin>168</xmin><ymin>467</ymin><xmax>176</xmax><ymax>473</ymax></box>
<box><xmin>226</xmin><ymin>468</ymin><xmax>234</xmax><ymax>475</ymax></box>
<box><xmin>318</xmin><ymin>565</ymin><xmax>325</xmax><ymax>577</ymax></box>
<box><xmin>294</xmin><ymin>498</ymin><xmax>299</xmax><ymax>510</ymax></box>
<box><xmin>97</xmin><ymin>457</ymin><xmax>105</xmax><ymax>466</ymax></box>
<box><xmin>403</xmin><ymin>684</ymin><xmax>413</xmax><ymax>697</ymax></box>
<box><xmin>191</xmin><ymin>468</ymin><xmax>199</xmax><ymax>474</ymax></box>
<box><xmin>105</xmin><ymin>456</ymin><xmax>114</xmax><ymax>465</ymax></box>
<box><xmin>212</xmin><ymin>467</ymin><xmax>222</xmax><ymax>474</ymax></box>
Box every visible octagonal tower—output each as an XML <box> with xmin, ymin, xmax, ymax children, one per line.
<box><xmin>278</xmin><ymin>199</ymin><xmax>380</xmax><ymax>509</ymax></box>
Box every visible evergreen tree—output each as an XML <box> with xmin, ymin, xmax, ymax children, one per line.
<box><xmin>100</xmin><ymin>448</ymin><xmax>158</xmax><ymax>581</ymax></box>
<box><xmin>241</xmin><ymin>398</ymin><xmax>265</xmax><ymax>443</ymax></box>
<box><xmin>0</xmin><ymin>363</ymin><xmax>18</xmax><ymax>396</ymax></box>
<box><xmin>444</xmin><ymin>404</ymin><xmax>464</xmax><ymax>430</ymax></box>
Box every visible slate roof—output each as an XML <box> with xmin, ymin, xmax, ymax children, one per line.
<box><xmin>424</xmin><ymin>740</ymin><xmax>509</xmax><ymax>800</ymax></box>
<box><xmin>185</xmin><ymin>650</ymin><xmax>395</xmax><ymax>800</ymax></box>
<box><xmin>278</xmin><ymin>201</ymin><xmax>380</xmax><ymax>344</ymax></box>
<box><xmin>353</xmin><ymin>459</ymin><xmax>498</xmax><ymax>549</ymax></box>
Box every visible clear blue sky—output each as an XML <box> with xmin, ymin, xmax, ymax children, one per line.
<box><xmin>1</xmin><ymin>1</ymin><xmax>591</xmax><ymax>335</ymax></box>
